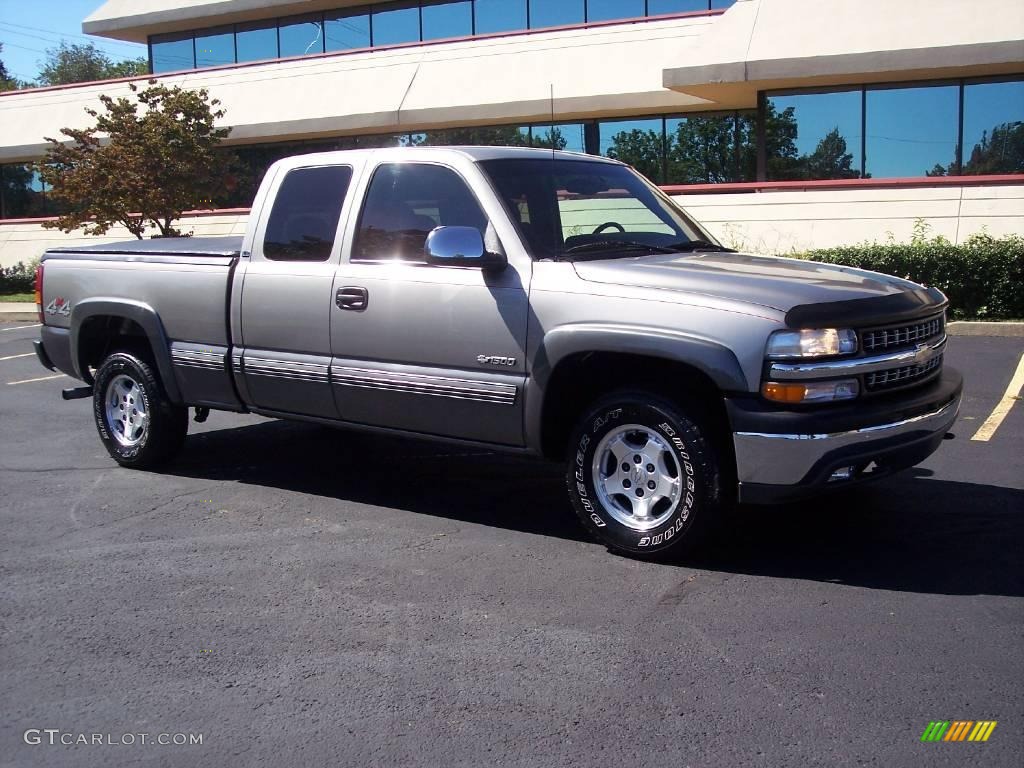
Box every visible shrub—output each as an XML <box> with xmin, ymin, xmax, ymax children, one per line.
<box><xmin>0</xmin><ymin>260</ymin><xmax>38</xmax><ymax>294</ymax></box>
<box><xmin>795</xmin><ymin>230</ymin><xmax>1024</xmax><ymax>320</ymax></box>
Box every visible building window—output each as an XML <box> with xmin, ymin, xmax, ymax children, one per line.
<box><xmin>765</xmin><ymin>90</ymin><xmax>862</xmax><ymax>180</ymax></box>
<box><xmin>587</xmin><ymin>0</ymin><xmax>645</xmax><ymax>22</ymax></box>
<box><xmin>531</xmin><ymin>123</ymin><xmax>586</xmax><ymax>153</ymax></box>
<box><xmin>600</xmin><ymin>118</ymin><xmax>665</xmax><ymax>183</ymax></box>
<box><xmin>279</xmin><ymin>14</ymin><xmax>326</xmax><ymax>58</ymax></box>
<box><xmin>529</xmin><ymin>0</ymin><xmax>585</xmax><ymax>29</ymax></box>
<box><xmin>371</xmin><ymin>3</ymin><xmax>421</xmax><ymax>47</ymax></box>
<box><xmin>960</xmin><ymin>79</ymin><xmax>1024</xmax><ymax>175</ymax></box>
<box><xmin>325</xmin><ymin>12</ymin><xmax>372</xmax><ymax>50</ymax></box>
<box><xmin>150</xmin><ymin>32</ymin><xmax>194</xmax><ymax>73</ymax></box>
<box><xmin>194</xmin><ymin>27</ymin><xmax>234</xmax><ymax>68</ymax></box>
<box><xmin>235</xmin><ymin>21</ymin><xmax>278</xmax><ymax>63</ymax></box>
<box><xmin>422</xmin><ymin>0</ymin><xmax>473</xmax><ymax>40</ymax></box>
<box><xmin>473</xmin><ymin>0</ymin><xmax>527</xmax><ymax>33</ymax></box>
<box><xmin>866</xmin><ymin>84</ymin><xmax>959</xmax><ymax>178</ymax></box>
<box><xmin>648</xmin><ymin>0</ymin><xmax>712</xmax><ymax>15</ymax></box>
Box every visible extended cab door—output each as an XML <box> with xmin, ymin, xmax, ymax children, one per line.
<box><xmin>236</xmin><ymin>159</ymin><xmax>360</xmax><ymax>418</ymax></box>
<box><xmin>329</xmin><ymin>157</ymin><xmax>530</xmax><ymax>446</ymax></box>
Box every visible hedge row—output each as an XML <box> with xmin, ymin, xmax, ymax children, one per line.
<box><xmin>796</xmin><ymin>233</ymin><xmax>1024</xmax><ymax>320</ymax></box>
<box><xmin>0</xmin><ymin>261</ymin><xmax>37</xmax><ymax>295</ymax></box>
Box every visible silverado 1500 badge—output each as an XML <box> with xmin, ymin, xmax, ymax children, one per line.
<box><xmin>477</xmin><ymin>355</ymin><xmax>516</xmax><ymax>367</ymax></box>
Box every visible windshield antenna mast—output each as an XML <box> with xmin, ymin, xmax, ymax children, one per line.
<box><xmin>549</xmin><ymin>83</ymin><xmax>555</xmax><ymax>160</ymax></box>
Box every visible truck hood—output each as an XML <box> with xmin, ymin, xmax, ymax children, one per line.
<box><xmin>572</xmin><ymin>252</ymin><xmax>946</xmax><ymax>325</ymax></box>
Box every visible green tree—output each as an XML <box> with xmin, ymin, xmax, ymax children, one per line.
<box><xmin>36</xmin><ymin>42</ymin><xmax>146</xmax><ymax>87</ymax></box>
<box><xmin>606</xmin><ymin>128</ymin><xmax>665</xmax><ymax>183</ymax></box>
<box><xmin>531</xmin><ymin>126</ymin><xmax>568</xmax><ymax>150</ymax></box>
<box><xmin>963</xmin><ymin>122</ymin><xmax>1024</xmax><ymax>174</ymax></box>
<box><xmin>40</xmin><ymin>80</ymin><xmax>231</xmax><ymax>238</ymax></box>
<box><xmin>669</xmin><ymin>115</ymin><xmax>739</xmax><ymax>184</ymax></box>
<box><xmin>415</xmin><ymin>126</ymin><xmax>530</xmax><ymax>147</ymax></box>
<box><xmin>803</xmin><ymin>127</ymin><xmax>860</xmax><ymax>179</ymax></box>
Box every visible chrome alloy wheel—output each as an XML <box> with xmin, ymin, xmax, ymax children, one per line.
<box><xmin>592</xmin><ymin>424</ymin><xmax>683</xmax><ymax>531</ymax></box>
<box><xmin>104</xmin><ymin>374</ymin><xmax>149</xmax><ymax>447</ymax></box>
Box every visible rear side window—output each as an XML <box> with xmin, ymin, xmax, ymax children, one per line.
<box><xmin>353</xmin><ymin>163</ymin><xmax>487</xmax><ymax>262</ymax></box>
<box><xmin>263</xmin><ymin>165</ymin><xmax>352</xmax><ymax>261</ymax></box>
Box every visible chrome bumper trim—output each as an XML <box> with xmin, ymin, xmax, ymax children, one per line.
<box><xmin>769</xmin><ymin>336</ymin><xmax>946</xmax><ymax>380</ymax></box>
<box><xmin>733</xmin><ymin>397</ymin><xmax>960</xmax><ymax>486</ymax></box>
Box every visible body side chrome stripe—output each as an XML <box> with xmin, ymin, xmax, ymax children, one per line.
<box><xmin>332</xmin><ymin>365</ymin><xmax>517</xmax><ymax>406</ymax></box>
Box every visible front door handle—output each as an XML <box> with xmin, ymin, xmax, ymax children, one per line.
<box><xmin>336</xmin><ymin>286</ymin><xmax>369</xmax><ymax>311</ymax></box>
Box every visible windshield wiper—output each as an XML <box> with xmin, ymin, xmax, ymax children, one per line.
<box><xmin>556</xmin><ymin>240</ymin><xmax>679</xmax><ymax>260</ymax></box>
<box><xmin>666</xmin><ymin>239</ymin><xmax>737</xmax><ymax>253</ymax></box>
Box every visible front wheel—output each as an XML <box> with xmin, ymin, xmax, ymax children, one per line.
<box><xmin>566</xmin><ymin>391</ymin><xmax>722</xmax><ymax>557</ymax></box>
<box><xmin>92</xmin><ymin>352</ymin><xmax>187</xmax><ymax>469</ymax></box>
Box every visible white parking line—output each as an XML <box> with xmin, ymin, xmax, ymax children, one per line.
<box><xmin>6</xmin><ymin>373</ymin><xmax>66</xmax><ymax>386</ymax></box>
<box><xmin>0</xmin><ymin>353</ymin><xmax>34</xmax><ymax>362</ymax></box>
<box><xmin>971</xmin><ymin>351</ymin><xmax>1024</xmax><ymax>442</ymax></box>
<box><xmin>0</xmin><ymin>324</ymin><xmax>41</xmax><ymax>332</ymax></box>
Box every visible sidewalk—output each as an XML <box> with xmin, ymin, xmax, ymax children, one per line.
<box><xmin>0</xmin><ymin>303</ymin><xmax>37</xmax><ymax>323</ymax></box>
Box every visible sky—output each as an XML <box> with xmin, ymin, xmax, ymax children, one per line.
<box><xmin>0</xmin><ymin>0</ymin><xmax>146</xmax><ymax>83</ymax></box>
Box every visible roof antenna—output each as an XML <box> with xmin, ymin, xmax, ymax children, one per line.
<box><xmin>549</xmin><ymin>83</ymin><xmax>555</xmax><ymax>160</ymax></box>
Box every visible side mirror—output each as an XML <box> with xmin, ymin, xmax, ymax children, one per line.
<box><xmin>425</xmin><ymin>226</ymin><xmax>507</xmax><ymax>271</ymax></box>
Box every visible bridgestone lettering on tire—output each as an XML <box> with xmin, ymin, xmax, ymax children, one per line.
<box><xmin>92</xmin><ymin>352</ymin><xmax>187</xmax><ymax>469</ymax></box>
<box><xmin>565</xmin><ymin>391</ymin><xmax>721</xmax><ymax>557</ymax></box>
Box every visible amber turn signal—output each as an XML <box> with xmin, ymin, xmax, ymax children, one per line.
<box><xmin>762</xmin><ymin>382</ymin><xmax>808</xmax><ymax>403</ymax></box>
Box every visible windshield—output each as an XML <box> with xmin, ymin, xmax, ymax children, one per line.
<box><xmin>480</xmin><ymin>158</ymin><xmax>717</xmax><ymax>259</ymax></box>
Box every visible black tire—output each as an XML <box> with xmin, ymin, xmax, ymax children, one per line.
<box><xmin>565</xmin><ymin>390</ymin><xmax>722</xmax><ymax>558</ymax></box>
<box><xmin>92</xmin><ymin>351</ymin><xmax>187</xmax><ymax>469</ymax></box>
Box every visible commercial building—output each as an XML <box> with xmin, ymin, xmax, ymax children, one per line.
<box><xmin>1</xmin><ymin>0</ymin><xmax>1022</xmax><ymax>267</ymax></box>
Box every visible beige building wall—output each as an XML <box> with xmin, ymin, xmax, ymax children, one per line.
<box><xmin>2</xmin><ymin>183</ymin><xmax>1020</xmax><ymax>268</ymax></box>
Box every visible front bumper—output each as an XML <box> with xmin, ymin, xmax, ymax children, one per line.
<box><xmin>728</xmin><ymin>367</ymin><xmax>963</xmax><ymax>504</ymax></box>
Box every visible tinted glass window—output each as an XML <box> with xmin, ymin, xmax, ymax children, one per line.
<box><xmin>263</xmin><ymin>165</ymin><xmax>353</xmax><ymax>261</ymax></box>
<box><xmin>866</xmin><ymin>84</ymin><xmax>958</xmax><ymax>178</ymax></box>
<box><xmin>235</xmin><ymin>21</ymin><xmax>278</xmax><ymax>63</ymax></box>
<box><xmin>417</xmin><ymin>125</ymin><xmax>530</xmax><ymax>146</ymax></box>
<box><xmin>0</xmin><ymin>164</ymin><xmax>45</xmax><ymax>218</ymax></box>
<box><xmin>325</xmin><ymin>12</ymin><xmax>371</xmax><ymax>50</ymax></box>
<box><xmin>372</xmin><ymin>4</ymin><xmax>421</xmax><ymax>46</ymax></box>
<box><xmin>766</xmin><ymin>90</ymin><xmax>862</xmax><ymax>180</ymax></box>
<box><xmin>587</xmin><ymin>0</ymin><xmax>644</xmax><ymax>22</ymax></box>
<box><xmin>529</xmin><ymin>0</ymin><xmax>584</xmax><ymax>28</ymax></box>
<box><xmin>647</xmin><ymin>0</ymin><xmax>710</xmax><ymax>14</ymax></box>
<box><xmin>531</xmin><ymin>124</ymin><xmax>586</xmax><ymax>153</ymax></box>
<box><xmin>354</xmin><ymin>163</ymin><xmax>487</xmax><ymax>261</ymax></box>
<box><xmin>422</xmin><ymin>0</ymin><xmax>473</xmax><ymax>40</ymax></box>
<box><xmin>601</xmin><ymin>118</ymin><xmax>665</xmax><ymax>183</ymax></box>
<box><xmin>279</xmin><ymin>14</ymin><xmax>325</xmax><ymax>57</ymax></box>
<box><xmin>151</xmin><ymin>32</ymin><xmax>194</xmax><ymax>73</ymax></box>
<box><xmin>474</xmin><ymin>0</ymin><xmax>527</xmax><ymax>33</ymax></box>
<box><xmin>961</xmin><ymin>79</ymin><xmax>1024</xmax><ymax>175</ymax></box>
<box><xmin>710</xmin><ymin>0</ymin><xmax>736</xmax><ymax>8</ymax></box>
<box><xmin>666</xmin><ymin>114</ymin><xmax>740</xmax><ymax>184</ymax></box>
<box><xmin>195</xmin><ymin>27</ymin><xmax>234</xmax><ymax>68</ymax></box>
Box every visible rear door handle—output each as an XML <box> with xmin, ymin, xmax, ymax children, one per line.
<box><xmin>336</xmin><ymin>286</ymin><xmax>369</xmax><ymax>311</ymax></box>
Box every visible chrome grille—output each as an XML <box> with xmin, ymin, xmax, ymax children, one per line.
<box><xmin>866</xmin><ymin>353</ymin><xmax>943</xmax><ymax>391</ymax></box>
<box><xmin>861</xmin><ymin>315</ymin><xmax>944</xmax><ymax>353</ymax></box>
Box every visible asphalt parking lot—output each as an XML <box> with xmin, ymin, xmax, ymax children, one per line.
<box><xmin>1</xmin><ymin>323</ymin><xmax>1021</xmax><ymax>768</ymax></box>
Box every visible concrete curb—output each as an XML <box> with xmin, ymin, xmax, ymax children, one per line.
<box><xmin>0</xmin><ymin>303</ymin><xmax>37</xmax><ymax>323</ymax></box>
<box><xmin>947</xmin><ymin>321</ymin><xmax>1024</xmax><ymax>337</ymax></box>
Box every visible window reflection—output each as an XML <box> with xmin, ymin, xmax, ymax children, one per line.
<box><xmin>866</xmin><ymin>84</ymin><xmax>958</xmax><ymax>178</ymax></box>
<box><xmin>235</xmin><ymin>21</ymin><xmax>278</xmax><ymax>63</ymax></box>
<box><xmin>960</xmin><ymin>80</ymin><xmax>1024</xmax><ymax>175</ymax></box>
<box><xmin>531</xmin><ymin>124</ymin><xmax>586</xmax><ymax>153</ymax></box>
<box><xmin>666</xmin><ymin>114</ymin><xmax>741</xmax><ymax>184</ymax></box>
<box><xmin>647</xmin><ymin>0</ymin><xmax>710</xmax><ymax>15</ymax></box>
<box><xmin>372</xmin><ymin>4</ymin><xmax>421</xmax><ymax>46</ymax></box>
<box><xmin>151</xmin><ymin>32</ymin><xmax>194</xmax><ymax>73</ymax></box>
<box><xmin>194</xmin><ymin>27</ymin><xmax>234</xmax><ymax>68</ymax></box>
<box><xmin>279</xmin><ymin>14</ymin><xmax>325</xmax><ymax>58</ymax></box>
<box><xmin>587</xmin><ymin>0</ymin><xmax>644</xmax><ymax>22</ymax></box>
<box><xmin>474</xmin><ymin>0</ymin><xmax>527</xmax><ymax>33</ymax></box>
<box><xmin>422</xmin><ymin>0</ymin><xmax>472</xmax><ymax>40</ymax></box>
<box><xmin>767</xmin><ymin>90</ymin><xmax>862</xmax><ymax>180</ymax></box>
<box><xmin>600</xmin><ymin>118</ymin><xmax>664</xmax><ymax>183</ymax></box>
<box><xmin>325</xmin><ymin>13</ymin><xmax>372</xmax><ymax>50</ymax></box>
<box><xmin>529</xmin><ymin>0</ymin><xmax>584</xmax><ymax>29</ymax></box>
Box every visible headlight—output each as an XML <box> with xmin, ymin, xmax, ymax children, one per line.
<box><xmin>766</xmin><ymin>328</ymin><xmax>857</xmax><ymax>358</ymax></box>
<box><xmin>762</xmin><ymin>379</ymin><xmax>859</xmax><ymax>404</ymax></box>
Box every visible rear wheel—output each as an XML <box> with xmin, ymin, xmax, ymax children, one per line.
<box><xmin>92</xmin><ymin>352</ymin><xmax>187</xmax><ymax>468</ymax></box>
<box><xmin>565</xmin><ymin>391</ymin><xmax>722</xmax><ymax>557</ymax></box>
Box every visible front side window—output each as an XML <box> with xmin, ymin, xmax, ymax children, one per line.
<box><xmin>481</xmin><ymin>159</ymin><xmax>707</xmax><ymax>259</ymax></box>
<box><xmin>353</xmin><ymin>163</ymin><xmax>487</xmax><ymax>261</ymax></box>
<box><xmin>263</xmin><ymin>165</ymin><xmax>353</xmax><ymax>261</ymax></box>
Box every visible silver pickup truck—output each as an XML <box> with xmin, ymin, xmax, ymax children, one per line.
<box><xmin>34</xmin><ymin>146</ymin><xmax>961</xmax><ymax>557</ymax></box>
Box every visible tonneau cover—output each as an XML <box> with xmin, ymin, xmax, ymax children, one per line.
<box><xmin>46</xmin><ymin>236</ymin><xmax>242</xmax><ymax>258</ymax></box>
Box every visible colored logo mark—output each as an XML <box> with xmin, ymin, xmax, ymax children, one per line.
<box><xmin>921</xmin><ymin>721</ymin><xmax>997</xmax><ymax>742</ymax></box>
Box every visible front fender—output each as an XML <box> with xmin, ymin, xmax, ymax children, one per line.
<box><xmin>70</xmin><ymin>298</ymin><xmax>182</xmax><ymax>403</ymax></box>
<box><xmin>525</xmin><ymin>323</ymin><xmax>750</xmax><ymax>452</ymax></box>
